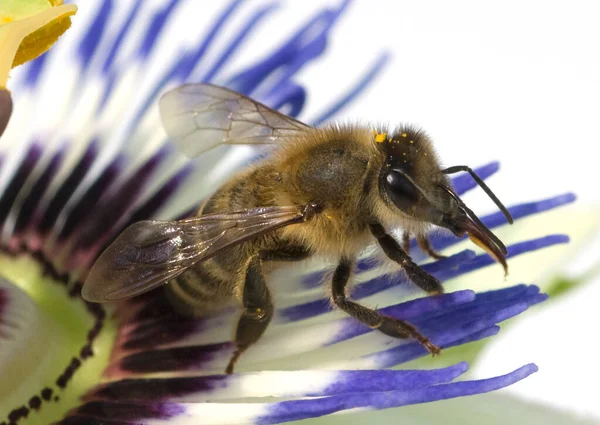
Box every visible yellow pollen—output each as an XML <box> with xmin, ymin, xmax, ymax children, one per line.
<box><xmin>374</xmin><ymin>131</ymin><xmax>387</xmax><ymax>143</ymax></box>
<box><xmin>401</xmin><ymin>133</ymin><xmax>407</xmax><ymax>137</ymax></box>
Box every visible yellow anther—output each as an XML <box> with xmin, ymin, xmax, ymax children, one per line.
<box><xmin>0</xmin><ymin>1</ymin><xmax>77</xmax><ymax>88</ymax></box>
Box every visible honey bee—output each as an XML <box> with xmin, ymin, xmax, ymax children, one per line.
<box><xmin>82</xmin><ymin>84</ymin><xmax>513</xmax><ymax>374</ymax></box>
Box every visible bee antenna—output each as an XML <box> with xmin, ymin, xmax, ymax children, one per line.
<box><xmin>442</xmin><ymin>165</ymin><xmax>514</xmax><ymax>224</ymax></box>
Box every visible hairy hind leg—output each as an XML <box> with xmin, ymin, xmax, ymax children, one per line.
<box><xmin>226</xmin><ymin>254</ymin><xmax>273</xmax><ymax>374</ymax></box>
<box><xmin>226</xmin><ymin>245</ymin><xmax>311</xmax><ymax>374</ymax></box>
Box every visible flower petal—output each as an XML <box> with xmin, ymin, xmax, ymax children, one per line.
<box><xmin>256</xmin><ymin>364</ymin><xmax>537</xmax><ymax>425</ymax></box>
<box><xmin>58</xmin><ymin>364</ymin><xmax>536</xmax><ymax>425</ymax></box>
<box><xmin>105</xmin><ymin>285</ymin><xmax>545</xmax><ymax>376</ymax></box>
<box><xmin>86</xmin><ymin>363</ymin><xmax>469</xmax><ymax>402</ymax></box>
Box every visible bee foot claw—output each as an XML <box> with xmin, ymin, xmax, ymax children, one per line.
<box><xmin>376</xmin><ymin>315</ymin><xmax>439</xmax><ymax>355</ymax></box>
<box><xmin>424</xmin><ymin>341</ymin><xmax>442</xmax><ymax>356</ymax></box>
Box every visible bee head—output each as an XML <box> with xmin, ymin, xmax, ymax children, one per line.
<box><xmin>375</xmin><ymin>126</ymin><xmax>450</xmax><ymax>220</ymax></box>
<box><xmin>376</xmin><ymin>125</ymin><xmax>513</xmax><ymax>274</ymax></box>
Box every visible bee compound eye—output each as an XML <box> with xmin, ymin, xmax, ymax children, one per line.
<box><xmin>383</xmin><ymin>170</ymin><xmax>420</xmax><ymax>211</ymax></box>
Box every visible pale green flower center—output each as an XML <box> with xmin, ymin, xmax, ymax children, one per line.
<box><xmin>0</xmin><ymin>254</ymin><xmax>114</xmax><ymax>424</ymax></box>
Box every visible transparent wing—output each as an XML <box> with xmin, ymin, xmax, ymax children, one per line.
<box><xmin>159</xmin><ymin>83</ymin><xmax>310</xmax><ymax>157</ymax></box>
<box><xmin>82</xmin><ymin>206</ymin><xmax>304</xmax><ymax>302</ymax></box>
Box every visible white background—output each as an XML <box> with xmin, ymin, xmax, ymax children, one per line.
<box><xmin>230</xmin><ymin>0</ymin><xmax>600</xmax><ymax>420</ymax></box>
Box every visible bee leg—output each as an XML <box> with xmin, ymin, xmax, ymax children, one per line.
<box><xmin>402</xmin><ymin>231</ymin><xmax>411</xmax><ymax>253</ymax></box>
<box><xmin>417</xmin><ymin>235</ymin><xmax>446</xmax><ymax>260</ymax></box>
<box><xmin>332</xmin><ymin>257</ymin><xmax>441</xmax><ymax>355</ymax></box>
<box><xmin>369</xmin><ymin>222</ymin><xmax>444</xmax><ymax>295</ymax></box>
<box><xmin>226</xmin><ymin>246</ymin><xmax>309</xmax><ymax>373</ymax></box>
<box><xmin>226</xmin><ymin>254</ymin><xmax>273</xmax><ymax>375</ymax></box>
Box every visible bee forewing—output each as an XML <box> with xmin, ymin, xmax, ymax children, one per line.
<box><xmin>159</xmin><ymin>83</ymin><xmax>309</xmax><ymax>157</ymax></box>
<box><xmin>81</xmin><ymin>206</ymin><xmax>304</xmax><ymax>303</ymax></box>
